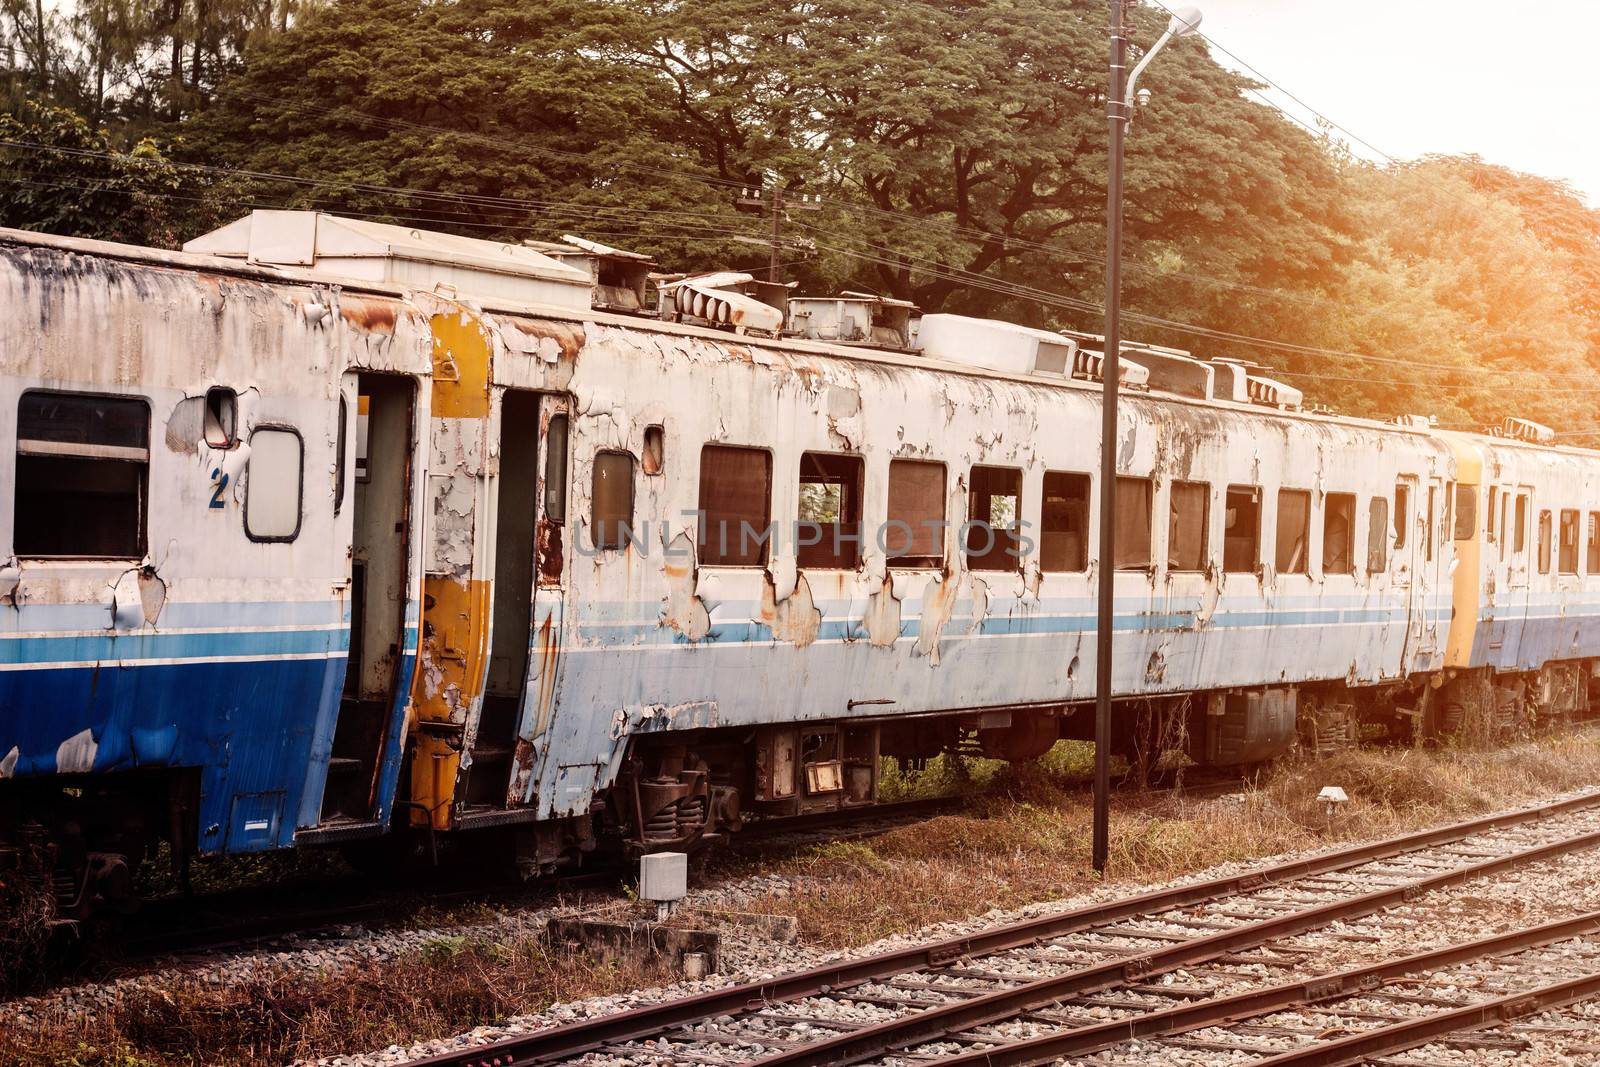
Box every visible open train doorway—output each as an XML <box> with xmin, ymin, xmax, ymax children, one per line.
<box><xmin>462</xmin><ymin>389</ymin><xmax>542</xmax><ymax>810</ymax></box>
<box><xmin>322</xmin><ymin>373</ymin><xmax>415</xmax><ymax>824</ymax></box>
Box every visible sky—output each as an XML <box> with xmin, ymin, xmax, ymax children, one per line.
<box><xmin>1181</xmin><ymin>0</ymin><xmax>1600</xmax><ymax>203</ymax></box>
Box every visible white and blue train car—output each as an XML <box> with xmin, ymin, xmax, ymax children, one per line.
<box><xmin>0</xmin><ymin>229</ymin><xmax>436</xmax><ymax>912</ymax></box>
<box><xmin>502</xmin><ymin>312</ymin><xmax>1468</xmax><ymax>842</ymax></box>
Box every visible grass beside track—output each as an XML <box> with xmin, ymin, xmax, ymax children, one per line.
<box><xmin>8</xmin><ymin>732</ymin><xmax>1600</xmax><ymax>1066</ymax></box>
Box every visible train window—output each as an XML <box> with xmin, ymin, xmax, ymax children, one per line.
<box><xmin>967</xmin><ymin>466</ymin><xmax>1022</xmax><ymax>571</ymax></box>
<box><xmin>699</xmin><ymin>445</ymin><xmax>772</xmax><ymax>566</ymax></box>
<box><xmin>1424</xmin><ymin>485</ymin><xmax>1436</xmax><ymax>562</ymax></box>
<box><xmin>1486</xmin><ymin>486</ymin><xmax>1497</xmax><ymax>544</ymax></box>
<box><xmin>1115</xmin><ymin>476</ymin><xmax>1153</xmax><ymax>570</ymax></box>
<box><xmin>642</xmin><ymin>425</ymin><xmax>665</xmax><ymax>476</ymax></box>
<box><xmin>590</xmin><ymin>451</ymin><xmax>636</xmax><ymax>551</ymax></box>
<box><xmin>1491</xmin><ymin>492</ymin><xmax>1504</xmax><ymax>559</ymax></box>
<box><xmin>1324</xmin><ymin>492</ymin><xmax>1356</xmax><ymax>575</ymax></box>
<box><xmin>14</xmin><ymin>391</ymin><xmax>149</xmax><ymax>558</ymax></box>
<box><xmin>1224</xmin><ymin>485</ymin><xmax>1260</xmax><ymax>573</ymax></box>
<box><xmin>1515</xmin><ymin>493</ymin><xmax>1529</xmax><ymax>555</ymax></box>
<box><xmin>887</xmin><ymin>459</ymin><xmax>945</xmax><ymax>567</ymax></box>
<box><xmin>798</xmin><ymin>452</ymin><xmax>864</xmax><ymax>569</ymax></box>
<box><xmin>1454</xmin><ymin>484</ymin><xmax>1476</xmax><ymax>541</ymax></box>
<box><xmin>245</xmin><ymin>428</ymin><xmax>303</xmax><ymax>542</ymax></box>
<box><xmin>1443</xmin><ymin>483</ymin><xmax>1454</xmax><ymax>548</ymax></box>
<box><xmin>1276</xmin><ymin>489</ymin><xmax>1311</xmax><ymax>574</ymax></box>
<box><xmin>1393</xmin><ymin>482</ymin><xmax>1410</xmax><ymax>549</ymax></box>
<box><xmin>204</xmin><ymin>387</ymin><xmax>237</xmax><ymax>448</ymax></box>
<box><xmin>334</xmin><ymin>397</ymin><xmax>348</xmax><ymax>516</ymax></box>
<box><xmin>1589</xmin><ymin>514</ymin><xmax>1600</xmax><ymax>575</ymax></box>
<box><xmin>542</xmin><ymin>415</ymin><xmax>570</xmax><ymax>524</ymax></box>
<box><xmin>1168</xmin><ymin>481</ymin><xmax>1208</xmax><ymax>571</ymax></box>
<box><xmin>1041</xmin><ymin>471</ymin><xmax>1090</xmax><ymax>572</ymax></box>
<box><xmin>1367</xmin><ymin>497</ymin><xmax>1389</xmax><ymax>573</ymax></box>
<box><xmin>1559</xmin><ymin>509</ymin><xmax>1580</xmax><ymax>575</ymax></box>
<box><xmin>1538</xmin><ymin>510</ymin><xmax>1553</xmax><ymax>574</ymax></box>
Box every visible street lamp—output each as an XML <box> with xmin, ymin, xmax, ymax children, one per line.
<box><xmin>1125</xmin><ymin>7</ymin><xmax>1203</xmax><ymax>120</ymax></box>
<box><xmin>1093</xmin><ymin>1</ymin><xmax>1202</xmax><ymax>876</ymax></box>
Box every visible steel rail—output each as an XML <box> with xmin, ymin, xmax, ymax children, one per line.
<box><xmin>743</xmin><ymin>818</ymin><xmax>1600</xmax><ymax>1066</ymax></box>
<box><xmin>405</xmin><ymin>790</ymin><xmax>1600</xmax><ymax>1067</ymax></box>
<box><xmin>1251</xmin><ymin>968</ymin><xmax>1600</xmax><ymax>1066</ymax></box>
<box><xmin>923</xmin><ymin>909</ymin><xmax>1600</xmax><ymax>1066</ymax></box>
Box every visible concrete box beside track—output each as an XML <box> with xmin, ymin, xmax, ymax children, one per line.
<box><xmin>640</xmin><ymin>851</ymin><xmax>687</xmax><ymax>902</ymax></box>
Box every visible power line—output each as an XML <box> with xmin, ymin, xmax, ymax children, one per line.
<box><xmin>217</xmin><ymin>84</ymin><xmax>1355</xmax><ymax>315</ymax></box>
<box><xmin>7</xmin><ymin>91</ymin><xmax>1594</xmax><ymax>401</ymax></box>
<box><xmin>7</xmin><ymin>136</ymin><xmax>1587</xmax><ymax>394</ymax></box>
<box><xmin>1145</xmin><ymin>0</ymin><xmax>1397</xmax><ymax>164</ymax></box>
<box><xmin>795</xmin><ymin>220</ymin><xmax>1600</xmax><ymax>387</ymax></box>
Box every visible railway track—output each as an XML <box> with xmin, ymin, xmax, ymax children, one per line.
<box><xmin>402</xmin><ymin>790</ymin><xmax>1600</xmax><ymax>1067</ymax></box>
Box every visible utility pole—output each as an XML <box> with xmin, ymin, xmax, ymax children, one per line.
<box><xmin>1093</xmin><ymin>0</ymin><xmax>1129</xmax><ymax>879</ymax></box>
<box><xmin>1095</xmin><ymin>2</ymin><xmax>1203</xmax><ymax>877</ymax></box>
<box><xmin>736</xmin><ymin>184</ymin><xmax>820</xmax><ymax>281</ymax></box>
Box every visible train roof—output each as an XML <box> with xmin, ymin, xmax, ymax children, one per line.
<box><xmin>3</xmin><ymin>224</ymin><xmax>1593</xmax><ymax>462</ymax></box>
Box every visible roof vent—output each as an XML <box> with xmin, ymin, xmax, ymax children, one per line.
<box><xmin>786</xmin><ymin>292</ymin><xmax>919</xmax><ymax>349</ymax></box>
<box><xmin>1393</xmin><ymin>414</ymin><xmax>1437</xmax><ymax>429</ymax></box>
<box><xmin>656</xmin><ymin>271</ymin><xmax>792</xmax><ymax>335</ymax></box>
<box><xmin>182</xmin><ymin>210</ymin><xmax>591</xmax><ymax>310</ymax></box>
<box><xmin>1246</xmin><ymin>374</ymin><xmax>1302</xmax><ymax>411</ymax></box>
<box><xmin>1058</xmin><ymin>330</ymin><xmax>1204</xmax><ymax>397</ymax></box>
<box><xmin>1209</xmin><ymin>359</ymin><xmax>1250</xmax><ymax>403</ymax></box>
<box><xmin>524</xmin><ymin>235</ymin><xmax>656</xmax><ymax>314</ymax></box>
<box><xmin>914</xmin><ymin>314</ymin><xmax>1081</xmax><ymax>377</ymax></box>
<box><xmin>1072</xmin><ymin>347</ymin><xmax>1151</xmax><ymax>388</ymax></box>
<box><xmin>1495</xmin><ymin>416</ymin><xmax>1555</xmax><ymax>444</ymax></box>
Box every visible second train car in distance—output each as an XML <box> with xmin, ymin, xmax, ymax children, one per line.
<box><xmin>1</xmin><ymin>211</ymin><xmax>1596</xmax><ymax>917</ymax></box>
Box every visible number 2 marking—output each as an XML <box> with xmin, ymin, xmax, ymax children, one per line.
<box><xmin>209</xmin><ymin>468</ymin><xmax>230</xmax><ymax>509</ymax></box>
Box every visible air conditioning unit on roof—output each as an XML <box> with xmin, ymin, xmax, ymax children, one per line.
<box><xmin>183</xmin><ymin>210</ymin><xmax>592</xmax><ymax>310</ymax></box>
<box><xmin>786</xmin><ymin>292</ymin><xmax>919</xmax><ymax>349</ymax></box>
<box><xmin>1497</xmin><ymin>417</ymin><xmax>1555</xmax><ymax>444</ymax></box>
<box><xmin>914</xmin><ymin>313</ymin><xmax>1086</xmax><ymax>378</ymax></box>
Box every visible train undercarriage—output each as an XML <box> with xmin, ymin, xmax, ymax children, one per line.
<box><xmin>605</xmin><ymin>659</ymin><xmax>1599</xmax><ymax>857</ymax></box>
<box><xmin>4</xmin><ymin>659</ymin><xmax>1597</xmax><ymax>959</ymax></box>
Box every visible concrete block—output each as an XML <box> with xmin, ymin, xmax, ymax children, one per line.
<box><xmin>640</xmin><ymin>851</ymin><xmax>687</xmax><ymax>902</ymax></box>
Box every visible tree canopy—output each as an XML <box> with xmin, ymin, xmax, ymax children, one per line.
<box><xmin>3</xmin><ymin>0</ymin><xmax>1598</xmax><ymax>434</ymax></box>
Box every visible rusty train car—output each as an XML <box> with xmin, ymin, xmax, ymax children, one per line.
<box><xmin>2</xmin><ymin>212</ymin><xmax>1597</xmax><ymax>919</ymax></box>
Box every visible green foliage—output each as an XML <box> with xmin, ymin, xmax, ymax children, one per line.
<box><xmin>418</xmin><ymin>933</ymin><xmax>471</xmax><ymax>962</ymax></box>
<box><xmin>6</xmin><ymin>0</ymin><xmax>1600</xmax><ymax>429</ymax></box>
<box><xmin>0</xmin><ymin>97</ymin><xmax>191</xmax><ymax>245</ymax></box>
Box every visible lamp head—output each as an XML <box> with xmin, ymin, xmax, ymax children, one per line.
<box><xmin>1167</xmin><ymin>6</ymin><xmax>1203</xmax><ymax>37</ymax></box>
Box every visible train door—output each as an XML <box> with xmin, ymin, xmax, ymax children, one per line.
<box><xmin>459</xmin><ymin>389</ymin><xmax>543</xmax><ymax>811</ymax></box>
<box><xmin>1419</xmin><ymin>476</ymin><xmax>1446</xmax><ymax>657</ymax></box>
<box><xmin>322</xmin><ymin>373</ymin><xmax>415</xmax><ymax>824</ymax></box>
<box><xmin>1393</xmin><ymin>475</ymin><xmax>1422</xmax><ymax>670</ymax></box>
<box><xmin>508</xmin><ymin>399</ymin><xmax>570</xmax><ymax>808</ymax></box>
<box><xmin>1482</xmin><ymin>482</ymin><xmax>1513</xmax><ymax>666</ymax></box>
<box><xmin>1500</xmin><ymin>485</ymin><xmax>1533</xmax><ymax>667</ymax></box>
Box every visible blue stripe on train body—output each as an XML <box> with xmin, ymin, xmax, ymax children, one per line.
<box><xmin>0</xmin><ymin>605</ymin><xmax>418</xmax><ymax>854</ymax></box>
<box><xmin>0</xmin><ymin>653</ymin><xmax>342</xmax><ymax>854</ymax></box>
<box><xmin>515</xmin><ymin>589</ymin><xmax>1459</xmax><ymax>819</ymax></box>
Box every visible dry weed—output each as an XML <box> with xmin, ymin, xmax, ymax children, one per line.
<box><xmin>732</xmin><ymin>730</ymin><xmax>1600</xmax><ymax>948</ymax></box>
<box><xmin>0</xmin><ymin>936</ymin><xmax>668</xmax><ymax>1067</ymax></box>
<box><xmin>10</xmin><ymin>730</ymin><xmax>1600</xmax><ymax>1065</ymax></box>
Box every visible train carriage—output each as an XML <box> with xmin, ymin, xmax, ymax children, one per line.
<box><xmin>0</xmin><ymin>228</ymin><xmax>442</xmax><ymax>908</ymax></box>
<box><xmin>2</xmin><ymin>212</ymin><xmax>1597</xmax><ymax>921</ymax></box>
